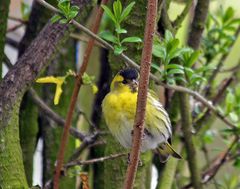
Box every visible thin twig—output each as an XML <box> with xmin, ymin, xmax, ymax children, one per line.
<box><xmin>173</xmin><ymin>0</ymin><xmax>193</xmax><ymax>30</ymax></box>
<box><xmin>7</xmin><ymin>23</ymin><xmax>24</xmax><ymax>32</ymax></box>
<box><xmin>8</xmin><ymin>16</ymin><xmax>27</xmax><ymax>23</ymax></box>
<box><xmin>37</xmin><ymin>0</ymin><xmax>236</xmax><ymax>137</ymax></box>
<box><xmin>70</xmin><ymin>33</ymin><xmax>105</xmax><ymax>48</ymax></box>
<box><xmin>65</xmin><ymin>153</ymin><xmax>127</xmax><ymax>169</ymax></box>
<box><xmin>123</xmin><ymin>1</ymin><xmax>157</xmax><ymax>189</ymax></box>
<box><xmin>52</xmin><ymin>0</ymin><xmax>109</xmax><ymax>188</ymax></box>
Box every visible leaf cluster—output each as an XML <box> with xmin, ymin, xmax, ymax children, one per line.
<box><xmin>100</xmin><ymin>0</ymin><xmax>142</xmax><ymax>55</ymax></box>
<box><xmin>152</xmin><ymin>30</ymin><xmax>211</xmax><ymax>87</ymax></box>
<box><xmin>203</xmin><ymin>7</ymin><xmax>240</xmax><ymax>62</ymax></box>
<box><xmin>51</xmin><ymin>0</ymin><xmax>79</xmax><ymax>24</ymax></box>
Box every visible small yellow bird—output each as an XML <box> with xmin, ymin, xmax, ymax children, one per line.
<box><xmin>102</xmin><ymin>68</ymin><xmax>182</xmax><ymax>162</ymax></box>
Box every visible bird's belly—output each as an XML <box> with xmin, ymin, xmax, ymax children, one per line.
<box><xmin>102</xmin><ymin>92</ymin><xmax>167</xmax><ymax>151</ymax></box>
<box><xmin>105</xmin><ymin>111</ymin><xmax>165</xmax><ymax>152</ymax></box>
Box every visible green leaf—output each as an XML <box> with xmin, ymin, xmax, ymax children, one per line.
<box><xmin>21</xmin><ymin>2</ymin><xmax>31</xmax><ymax>21</ymax></box>
<box><xmin>186</xmin><ymin>50</ymin><xmax>201</xmax><ymax>67</ymax></box>
<box><xmin>174</xmin><ymin>76</ymin><xmax>186</xmax><ymax>83</ymax></box>
<box><xmin>100</xmin><ymin>31</ymin><xmax>118</xmax><ymax>44</ymax></box>
<box><xmin>59</xmin><ymin>18</ymin><xmax>68</xmax><ymax>24</ymax></box>
<box><xmin>120</xmin><ymin>2</ymin><xmax>135</xmax><ymax>23</ymax></box>
<box><xmin>68</xmin><ymin>10</ymin><xmax>79</xmax><ymax>19</ymax></box>
<box><xmin>234</xmin><ymin>157</ymin><xmax>240</xmax><ymax>169</ymax></box>
<box><xmin>223</xmin><ymin>7</ymin><xmax>234</xmax><ymax>23</ymax></box>
<box><xmin>58</xmin><ymin>0</ymin><xmax>70</xmax><ymax>15</ymax></box>
<box><xmin>113</xmin><ymin>0</ymin><xmax>122</xmax><ymax>21</ymax></box>
<box><xmin>121</xmin><ymin>37</ymin><xmax>142</xmax><ymax>43</ymax></box>
<box><xmin>152</xmin><ymin>44</ymin><xmax>166</xmax><ymax>59</ymax></box>
<box><xmin>229</xmin><ymin>112</ymin><xmax>238</xmax><ymax>122</ymax></box>
<box><xmin>184</xmin><ymin>67</ymin><xmax>194</xmax><ymax>78</ymax></box>
<box><xmin>101</xmin><ymin>5</ymin><xmax>117</xmax><ymax>24</ymax></box>
<box><xmin>225</xmin><ymin>90</ymin><xmax>235</xmax><ymax>114</ymax></box>
<box><xmin>51</xmin><ymin>14</ymin><xmax>62</xmax><ymax>23</ymax></box>
<box><xmin>167</xmin><ymin>69</ymin><xmax>184</xmax><ymax>75</ymax></box>
<box><xmin>71</xmin><ymin>5</ymin><xmax>80</xmax><ymax>12</ymax></box>
<box><xmin>165</xmin><ymin>64</ymin><xmax>184</xmax><ymax>70</ymax></box>
<box><xmin>151</xmin><ymin>63</ymin><xmax>162</xmax><ymax>73</ymax></box>
<box><xmin>114</xmin><ymin>46</ymin><xmax>125</xmax><ymax>55</ymax></box>
<box><xmin>190</xmin><ymin>75</ymin><xmax>205</xmax><ymax>85</ymax></box>
<box><xmin>115</xmin><ymin>28</ymin><xmax>127</xmax><ymax>34</ymax></box>
<box><xmin>164</xmin><ymin>30</ymin><xmax>174</xmax><ymax>43</ymax></box>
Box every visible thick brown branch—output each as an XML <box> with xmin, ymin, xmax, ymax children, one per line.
<box><xmin>123</xmin><ymin>1</ymin><xmax>158</xmax><ymax>189</ymax></box>
<box><xmin>52</xmin><ymin>0</ymin><xmax>108</xmax><ymax>188</ymax></box>
<box><xmin>187</xmin><ymin>0</ymin><xmax>210</xmax><ymax>49</ymax></box>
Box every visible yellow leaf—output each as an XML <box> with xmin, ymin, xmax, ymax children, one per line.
<box><xmin>36</xmin><ymin>76</ymin><xmax>66</xmax><ymax>105</ymax></box>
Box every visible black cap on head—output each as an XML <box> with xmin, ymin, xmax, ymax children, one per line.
<box><xmin>119</xmin><ymin>68</ymin><xmax>139</xmax><ymax>80</ymax></box>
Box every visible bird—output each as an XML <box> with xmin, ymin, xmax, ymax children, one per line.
<box><xmin>102</xmin><ymin>68</ymin><xmax>182</xmax><ymax>162</ymax></box>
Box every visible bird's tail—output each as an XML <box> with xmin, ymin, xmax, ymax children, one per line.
<box><xmin>157</xmin><ymin>142</ymin><xmax>182</xmax><ymax>163</ymax></box>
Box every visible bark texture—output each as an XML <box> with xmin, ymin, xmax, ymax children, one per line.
<box><xmin>187</xmin><ymin>0</ymin><xmax>210</xmax><ymax>49</ymax></box>
<box><xmin>18</xmin><ymin>1</ymin><xmax>54</xmax><ymax>184</ymax></box>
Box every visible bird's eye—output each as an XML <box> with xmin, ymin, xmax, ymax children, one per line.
<box><xmin>122</xmin><ymin>79</ymin><xmax>128</xmax><ymax>84</ymax></box>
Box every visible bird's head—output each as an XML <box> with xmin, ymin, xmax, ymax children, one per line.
<box><xmin>110</xmin><ymin>68</ymin><xmax>139</xmax><ymax>93</ymax></box>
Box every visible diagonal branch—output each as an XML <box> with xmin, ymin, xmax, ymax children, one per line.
<box><xmin>123</xmin><ymin>1</ymin><xmax>158</xmax><ymax>189</ymax></box>
<box><xmin>173</xmin><ymin>0</ymin><xmax>193</xmax><ymax>30</ymax></box>
<box><xmin>65</xmin><ymin>152</ymin><xmax>127</xmax><ymax>169</ymax></box>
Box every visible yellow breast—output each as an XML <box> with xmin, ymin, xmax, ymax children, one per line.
<box><xmin>102</xmin><ymin>91</ymin><xmax>137</xmax><ymax>133</ymax></box>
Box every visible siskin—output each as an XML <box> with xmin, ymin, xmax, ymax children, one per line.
<box><xmin>102</xmin><ymin>68</ymin><xmax>182</xmax><ymax>162</ymax></box>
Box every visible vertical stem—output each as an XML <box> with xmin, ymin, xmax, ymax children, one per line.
<box><xmin>180</xmin><ymin>1</ymin><xmax>210</xmax><ymax>188</ymax></box>
<box><xmin>123</xmin><ymin>0</ymin><xmax>158</xmax><ymax>189</ymax></box>
<box><xmin>179</xmin><ymin>93</ymin><xmax>202</xmax><ymax>189</ymax></box>
<box><xmin>187</xmin><ymin>0</ymin><xmax>210</xmax><ymax>50</ymax></box>
<box><xmin>53</xmin><ymin>0</ymin><xmax>109</xmax><ymax>188</ymax></box>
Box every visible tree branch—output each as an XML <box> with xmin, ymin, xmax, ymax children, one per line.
<box><xmin>179</xmin><ymin>92</ymin><xmax>202</xmax><ymax>189</ymax></box>
<box><xmin>65</xmin><ymin>153</ymin><xmax>127</xmax><ymax>169</ymax></box>
<box><xmin>52</xmin><ymin>0</ymin><xmax>109</xmax><ymax>188</ymax></box>
<box><xmin>187</xmin><ymin>0</ymin><xmax>210</xmax><ymax>49</ymax></box>
<box><xmin>173</xmin><ymin>0</ymin><xmax>193</xmax><ymax>30</ymax></box>
<box><xmin>123</xmin><ymin>1</ymin><xmax>157</xmax><ymax>189</ymax></box>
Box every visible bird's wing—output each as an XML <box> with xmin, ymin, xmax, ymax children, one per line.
<box><xmin>145</xmin><ymin>91</ymin><xmax>172</xmax><ymax>138</ymax></box>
